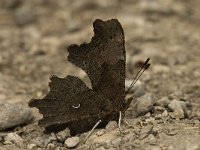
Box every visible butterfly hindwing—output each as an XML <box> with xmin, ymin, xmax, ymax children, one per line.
<box><xmin>29</xmin><ymin>75</ymin><xmax>113</xmax><ymax>135</ymax></box>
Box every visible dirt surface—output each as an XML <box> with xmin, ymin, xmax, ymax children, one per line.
<box><xmin>0</xmin><ymin>0</ymin><xmax>200</xmax><ymax>149</ymax></box>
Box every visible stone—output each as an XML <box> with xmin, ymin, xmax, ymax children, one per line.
<box><xmin>4</xmin><ymin>133</ymin><xmax>23</xmax><ymax>148</ymax></box>
<box><xmin>56</xmin><ymin>128</ymin><xmax>70</xmax><ymax>142</ymax></box>
<box><xmin>96</xmin><ymin>129</ymin><xmax>105</xmax><ymax>136</ymax></box>
<box><xmin>0</xmin><ymin>102</ymin><xmax>33</xmax><ymax>131</ymax></box>
<box><xmin>90</xmin><ymin>131</ymin><xmax>117</xmax><ymax>144</ymax></box>
<box><xmin>14</xmin><ymin>6</ymin><xmax>36</xmax><ymax>26</ymax></box>
<box><xmin>154</xmin><ymin>96</ymin><xmax>170</xmax><ymax>107</ymax></box>
<box><xmin>155</xmin><ymin>114</ymin><xmax>162</xmax><ymax>119</ymax></box>
<box><xmin>145</xmin><ymin>117</ymin><xmax>155</xmax><ymax>123</ymax></box>
<box><xmin>47</xmin><ymin>143</ymin><xmax>55</xmax><ymax>149</ymax></box>
<box><xmin>105</xmin><ymin>121</ymin><xmax>118</xmax><ymax>130</ymax></box>
<box><xmin>111</xmin><ymin>137</ymin><xmax>122</xmax><ymax>146</ymax></box>
<box><xmin>139</xmin><ymin>126</ymin><xmax>153</xmax><ymax>140</ymax></box>
<box><xmin>44</xmin><ymin>133</ymin><xmax>57</xmax><ymax>146</ymax></box>
<box><xmin>145</xmin><ymin>112</ymin><xmax>151</xmax><ymax>118</ymax></box>
<box><xmin>167</xmin><ymin>99</ymin><xmax>190</xmax><ymax>119</ymax></box>
<box><xmin>134</xmin><ymin>93</ymin><xmax>154</xmax><ymax>116</ymax></box>
<box><xmin>27</xmin><ymin>143</ymin><xmax>37</xmax><ymax>149</ymax></box>
<box><xmin>147</xmin><ymin>134</ymin><xmax>156</xmax><ymax>142</ymax></box>
<box><xmin>154</xmin><ymin>106</ymin><xmax>165</xmax><ymax>112</ymax></box>
<box><xmin>64</xmin><ymin>137</ymin><xmax>80</xmax><ymax>148</ymax></box>
<box><xmin>30</xmin><ymin>137</ymin><xmax>44</xmax><ymax>148</ymax></box>
<box><xmin>162</xmin><ymin>110</ymin><xmax>168</xmax><ymax>117</ymax></box>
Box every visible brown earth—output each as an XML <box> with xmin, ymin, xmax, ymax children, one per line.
<box><xmin>0</xmin><ymin>0</ymin><xmax>200</xmax><ymax>149</ymax></box>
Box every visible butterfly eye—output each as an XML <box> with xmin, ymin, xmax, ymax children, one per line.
<box><xmin>120</xmin><ymin>100</ymin><xmax>126</xmax><ymax>109</ymax></box>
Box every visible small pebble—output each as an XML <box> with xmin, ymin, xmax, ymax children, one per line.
<box><xmin>162</xmin><ymin>110</ymin><xmax>168</xmax><ymax>117</ymax></box>
<box><xmin>4</xmin><ymin>132</ymin><xmax>23</xmax><ymax>147</ymax></box>
<box><xmin>147</xmin><ymin>134</ymin><xmax>156</xmax><ymax>142</ymax></box>
<box><xmin>3</xmin><ymin>140</ymin><xmax>12</xmax><ymax>145</ymax></box>
<box><xmin>96</xmin><ymin>129</ymin><xmax>105</xmax><ymax>136</ymax></box>
<box><xmin>47</xmin><ymin>143</ymin><xmax>55</xmax><ymax>149</ymax></box>
<box><xmin>27</xmin><ymin>143</ymin><xmax>37</xmax><ymax>149</ymax></box>
<box><xmin>139</xmin><ymin>126</ymin><xmax>153</xmax><ymax>140</ymax></box>
<box><xmin>152</xmin><ymin>126</ymin><xmax>161</xmax><ymax>135</ymax></box>
<box><xmin>56</xmin><ymin>128</ymin><xmax>70</xmax><ymax>142</ymax></box>
<box><xmin>105</xmin><ymin>121</ymin><xmax>118</xmax><ymax>130</ymax></box>
<box><xmin>194</xmin><ymin>120</ymin><xmax>200</xmax><ymax>124</ymax></box>
<box><xmin>168</xmin><ymin>99</ymin><xmax>185</xmax><ymax>119</ymax></box>
<box><xmin>145</xmin><ymin>117</ymin><xmax>155</xmax><ymax>123</ymax></box>
<box><xmin>64</xmin><ymin>137</ymin><xmax>80</xmax><ymax>148</ymax></box>
<box><xmin>111</xmin><ymin>137</ymin><xmax>122</xmax><ymax>146</ymax></box>
<box><xmin>145</xmin><ymin>112</ymin><xmax>151</xmax><ymax>118</ymax></box>
<box><xmin>44</xmin><ymin>133</ymin><xmax>57</xmax><ymax>146</ymax></box>
<box><xmin>154</xmin><ymin>106</ymin><xmax>165</xmax><ymax>112</ymax></box>
<box><xmin>154</xmin><ymin>96</ymin><xmax>170</xmax><ymax>107</ymax></box>
<box><xmin>134</xmin><ymin>93</ymin><xmax>154</xmax><ymax>116</ymax></box>
<box><xmin>30</xmin><ymin>137</ymin><xmax>44</xmax><ymax>148</ymax></box>
<box><xmin>14</xmin><ymin>6</ymin><xmax>36</xmax><ymax>26</ymax></box>
<box><xmin>155</xmin><ymin>114</ymin><xmax>162</xmax><ymax>119</ymax></box>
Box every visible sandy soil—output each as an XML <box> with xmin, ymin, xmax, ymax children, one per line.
<box><xmin>0</xmin><ymin>0</ymin><xmax>199</xmax><ymax>149</ymax></box>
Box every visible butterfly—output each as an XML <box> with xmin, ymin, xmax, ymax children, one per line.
<box><xmin>29</xmin><ymin>19</ymin><xmax>150</xmax><ymax>135</ymax></box>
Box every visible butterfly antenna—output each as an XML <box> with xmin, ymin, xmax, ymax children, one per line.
<box><xmin>125</xmin><ymin>58</ymin><xmax>150</xmax><ymax>95</ymax></box>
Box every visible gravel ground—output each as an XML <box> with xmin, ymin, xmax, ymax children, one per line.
<box><xmin>0</xmin><ymin>0</ymin><xmax>200</xmax><ymax>149</ymax></box>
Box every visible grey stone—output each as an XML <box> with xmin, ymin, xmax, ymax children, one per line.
<box><xmin>162</xmin><ymin>110</ymin><xmax>168</xmax><ymax>117</ymax></box>
<box><xmin>4</xmin><ymin>133</ymin><xmax>23</xmax><ymax>148</ymax></box>
<box><xmin>105</xmin><ymin>121</ymin><xmax>118</xmax><ymax>130</ymax></box>
<box><xmin>96</xmin><ymin>129</ymin><xmax>105</xmax><ymax>136</ymax></box>
<box><xmin>168</xmin><ymin>99</ymin><xmax>191</xmax><ymax>119</ymax></box>
<box><xmin>64</xmin><ymin>136</ymin><xmax>80</xmax><ymax>148</ymax></box>
<box><xmin>44</xmin><ymin>133</ymin><xmax>57</xmax><ymax>146</ymax></box>
<box><xmin>30</xmin><ymin>137</ymin><xmax>44</xmax><ymax>148</ymax></box>
<box><xmin>134</xmin><ymin>93</ymin><xmax>154</xmax><ymax>116</ymax></box>
<box><xmin>0</xmin><ymin>102</ymin><xmax>33</xmax><ymax>131</ymax></box>
<box><xmin>56</xmin><ymin>128</ymin><xmax>70</xmax><ymax>142</ymax></box>
<box><xmin>154</xmin><ymin>106</ymin><xmax>165</xmax><ymax>112</ymax></box>
<box><xmin>145</xmin><ymin>112</ymin><xmax>151</xmax><ymax>118</ymax></box>
<box><xmin>47</xmin><ymin>143</ymin><xmax>55</xmax><ymax>149</ymax></box>
<box><xmin>14</xmin><ymin>6</ymin><xmax>36</xmax><ymax>26</ymax></box>
<box><xmin>154</xmin><ymin>96</ymin><xmax>170</xmax><ymax>107</ymax></box>
<box><xmin>155</xmin><ymin>114</ymin><xmax>162</xmax><ymax>119</ymax></box>
<box><xmin>111</xmin><ymin>137</ymin><xmax>122</xmax><ymax>146</ymax></box>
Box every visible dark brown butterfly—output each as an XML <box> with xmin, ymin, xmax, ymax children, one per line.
<box><xmin>29</xmin><ymin>19</ymin><xmax>150</xmax><ymax>135</ymax></box>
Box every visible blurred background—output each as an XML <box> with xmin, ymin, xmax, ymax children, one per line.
<box><xmin>0</xmin><ymin>0</ymin><xmax>200</xmax><ymax>108</ymax></box>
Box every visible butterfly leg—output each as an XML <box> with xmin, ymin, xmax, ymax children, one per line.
<box><xmin>84</xmin><ymin>120</ymin><xmax>102</xmax><ymax>142</ymax></box>
<box><xmin>118</xmin><ymin>111</ymin><xmax>122</xmax><ymax>133</ymax></box>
